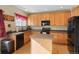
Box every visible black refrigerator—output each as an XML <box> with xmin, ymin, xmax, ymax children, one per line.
<box><xmin>68</xmin><ymin>16</ymin><xmax>79</xmax><ymax>54</ymax></box>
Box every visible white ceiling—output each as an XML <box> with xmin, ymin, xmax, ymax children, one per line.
<box><xmin>15</xmin><ymin>5</ymin><xmax>76</xmax><ymax>13</ymax></box>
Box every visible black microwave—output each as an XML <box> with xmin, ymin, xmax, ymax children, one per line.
<box><xmin>41</xmin><ymin>20</ymin><xmax>50</xmax><ymax>26</ymax></box>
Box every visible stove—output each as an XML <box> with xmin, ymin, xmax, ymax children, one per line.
<box><xmin>41</xmin><ymin>27</ymin><xmax>50</xmax><ymax>34</ymax></box>
<box><xmin>41</xmin><ymin>20</ymin><xmax>50</xmax><ymax>34</ymax></box>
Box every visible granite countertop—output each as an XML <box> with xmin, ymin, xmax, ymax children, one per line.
<box><xmin>30</xmin><ymin>34</ymin><xmax>53</xmax><ymax>52</ymax></box>
<box><xmin>6</xmin><ymin>31</ymin><xmax>24</xmax><ymax>35</ymax></box>
<box><xmin>30</xmin><ymin>34</ymin><xmax>53</xmax><ymax>40</ymax></box>
<box><xmin>12</xmin><ymin>32</ymin><xmax>24</xmax><ymax>35</ymax></box>
<box><xmin>31</xmin><ymin>26</ymin><xmax>68</xmax><ymax>32</ymax></box>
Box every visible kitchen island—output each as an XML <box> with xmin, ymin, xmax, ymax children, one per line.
<box><xmin>30</xmin><ymin>34</ymin><xmax>53</xmax><ymax>54</ymax></box>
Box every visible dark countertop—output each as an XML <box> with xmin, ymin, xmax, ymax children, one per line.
<box><xmin>50</xmin><ymin>30</ymin><xmax>67</xmax><ymax>32</ymax></box>
<box><xmin>6</xmin><ymin>29</ymin><xmax>67</xmax><ymax>35</ymax></box>
<box><xmin>32</xmin><ymin>29</ymin><xmax>67</xmax><ymax>32</ymax></box>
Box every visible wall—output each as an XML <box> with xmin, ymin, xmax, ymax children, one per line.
<box><xmin>4</xmin><ymin>21</ymin><xmax>16</xmax><ymax>32</ymax></box>
<box><xmin>0</xmin><ymin>5</ymin><xmax>27</xmax><ymax>32</ymax></box>
<box><xmin>0</xmin><ymin>5</ymin><xmax>27</xmax><ymax>16</ymax></box>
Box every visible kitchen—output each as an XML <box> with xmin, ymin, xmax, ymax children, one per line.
<box><xmin>0</xmin><ymin>5</ymin><xmax>79</xmax><ymax>54</ymax></box>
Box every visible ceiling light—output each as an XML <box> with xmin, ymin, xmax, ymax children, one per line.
<box><xmin>24</xmin><ymin>9</ymin><xmax>28</xmax><ymax>11</ymax></box>
<box><xmin>44</xmin><ymin>8</ymin><xmax>48</xmax><ymax>11</ymax></box>
<box><xmin>60</xmin><ymin>6</ymin><xmax>63</xmax><ymax>8</ymax></box>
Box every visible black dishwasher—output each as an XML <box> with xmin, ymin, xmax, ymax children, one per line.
<box><xmin>16</xmin><ymin>33</ymin><xmax>24</xmax><ymax>50</ymax></box>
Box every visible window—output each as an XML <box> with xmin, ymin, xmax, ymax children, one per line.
<box><xmin>15</xmin><ymin>13</ymin><xmax>28</xmax><ymax>26</ymax></box>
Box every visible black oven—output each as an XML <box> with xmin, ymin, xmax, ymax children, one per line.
<box><xmin>41</xmin><ymin>27</ymin><xmax>50</xmax><ymax>34</ymax></box>
<box><xmin>41</xmin><ymin>20</ymin><xmax>50</xmax><ymax>34</ymax></box>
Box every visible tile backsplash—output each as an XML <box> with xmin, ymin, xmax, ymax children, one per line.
<box><xmin>31</xmin><ymin>26</ymin><xmax>67</xmax><ymax>30</ymax></box>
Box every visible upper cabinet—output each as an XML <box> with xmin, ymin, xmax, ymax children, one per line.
<box><xmin>53</xmin><ymin>11</ymin><xmax>70</xmax><ymax>26</ymax></box>
<box><xmin>28</xmin><ymin>14</ymin><xmax>39</xmax><ymax>26</ymax></box>
<box><xmin>71</xmin><ymin>6</ymin><xmax>79</xmax><ymax>16</ymax></box>
<box><xmin>28</xmin><ymin>10</ymin><xmax>71</xmax><ymax>26</ymax></box>
<box><xmin>50</xmin><ymin>13</ymin><xmax>54</xmax><ymax>26</ymax></box>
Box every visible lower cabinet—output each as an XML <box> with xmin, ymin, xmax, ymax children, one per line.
<box><xmin>52</xmin><ymin>44</ymin><xmax>69</xmax><ymax>54</ymax></box>
<box><xmin>52</xmin><ymin>44</ymin><xmax>58</xmax><ymax>54</ymax></box>
<box><xmin>9</xmin><ymin>31</ymin><xmax>31</xmax><ymax>51</ymax></box>
<box><xmin>24</xmin><ymin>31</ymin><xmax>31</xmax><ymax>44</ymax></box>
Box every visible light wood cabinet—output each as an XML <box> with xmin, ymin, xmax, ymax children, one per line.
<box><xmin>24</xmin><ymin>31</ymin><xmax>31</xmax><ymax>44</ymax></box>
<box><xmin>64</xmin><ymin>12</ymin><xmax>70</xmax><ymax>26</ymax></box>
<box><xmin>50</xmin><ymin>13</ymin><xmax>55</xmax><ymax>26</ymax></box>
<box><xmin>54</xmin><ymin>12</ymin><xmax>62</xmax><ymax>26</ymax></box>
<box><xmin>28</xmin><ymin>11</ymin><xmax>70</xmax><ymax>26</ymax></box>
<box><xmin>77</xmin><ymin>7</ymin><xmax>79</xmax><ymax>15</ymax></box>
<box><xmin>51</xmin><ymin>31</ymin><xmax>69</xmax><ymax>54</ymax></box>
<box><xmin>52</xmin><ymin>44</ymin><xmax>69</xmax><ymax>54</ymax></box>
<box><xmin>51</xmin><ymin>32</ymin><xmax>68</xmax><ymax>45</ymax></box>
<box><xmin>53</xmin><ymin>11</ymin><xmax>70</xmax><ymax>26</ymax></box>
<box><xmin>71</xmin><ymin>6</ymin><xmax>79</xmax><ymax>16</ymax></box>
<box><xmin>52</xmin><ymin>44</ymin><xmax>59</xmax><ymax>54</ymax></box>
<box><xmin>28</xmin><ymin>15</ymin><xmax>34</xmax><ymax>26</ymax></box>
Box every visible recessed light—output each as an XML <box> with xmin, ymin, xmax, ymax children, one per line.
<box><xmin>24</xmin><ymin>9</ymin><xmax>28</xmax><ymax>11</ymax></box>
<box><xmin>44</xmin><ymin>8</ymin><xmax>48</xmax><ymax>11</ymax></box>
<box><xmin>60</xmin><ymin>6</ymin><xmax>63</xmax><ymax>8</ymax></box>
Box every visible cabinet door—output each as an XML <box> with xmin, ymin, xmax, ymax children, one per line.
<box><xmin>30</xmin><ymin>15</ymin><xmax>36</xmax><ymax>26</ymax></box>
<box><xmin>57</xmin><ymin>45</ymin><xmax>69</xmax><ymax>54</ymax></box>
<box><xmin>52</xmin><ymin>44</ymin><xmax>59</xmax><ymax>54</ymax></box>
<box><xmin>40</xmin><ymin>13</ymin><xmax>50</xmax><ymax>21</ymax></box>
<box><xmin>41</xmin><ymin>13</ymin><xmax>45</xmax><ymax>20</ymax></box>
<box><xmin>44</xmin><ymin>13</ymin><xmax>50</xmax><ymax>20</ymax></box>
<box><xmin>54</xmin><ymin>12</ymin><xmax>65</xmax><ymax>26</ymax></box>
<box><xmin>59</xmin><ymin>13</ymin><xmax>65</xmax><ymax>26</ymax></box>
<box><xmin>51</xmin><ymin>32</ymin><xmax>68</xmax><ymax>44</ymax></box>
<box><xmin>77</xmin><ymin>7</ymin><xmax>79</xmax><ymax>15</ymax></box>
<box><xmin>54</xmin><ymin>11</ymin><xmax>70</xmax><ymax>26</ymax></box>
<box><xmin>35</xmin><ymin>14</ymin><xmax>41</xmax><ymax>26</ymax></box>
<box><xmin>71</xmin><ymin>7</ymin><xmax>79</xmax><ymax>16</ymax></box>
<box><xmin>50</xmin><ymin>13</ymin><xmax>55</xmax><ymax>26</ymax></box>
<box><xmin>52</xmin><ymin>44</ymin><xmax>69</xmax><ymax>54</ymax></box>
<box><xmin>35</xmin><ymin>15</ymin><xmax>40</xmax><ymax>26</ymax></box>
<box><xmin>74</xmin><ymin>8</ymin><xmax>78</xmax><ymax>16</ymax></box>
<box><xmin>28</xmin><ymin>15</ymin><xmax>34</xmax><ymax>26</ymax></box>
<box><xmin>24</xmin><ymin>32</ymin><xmax>31</xmax><ymax>44</ymax></box>
<box><xmin>54</xmin><ymin>12</ymin><xmax>61</xmax><ymax>26</ymax></box>
<box><xmin>64</xmin><ymin>12</ymin><xmax>71</xmax><ymax>26</ymax></box>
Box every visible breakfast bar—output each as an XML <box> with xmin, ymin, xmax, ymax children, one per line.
<box><xmin>30</xmin><ymin>34</ymin><xmax>53</xmax><ymax>54</ymax></box>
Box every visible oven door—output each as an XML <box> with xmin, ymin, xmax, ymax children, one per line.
<box><xmin>41</xmin><ymin>28</ymin><xmax>50</xmax><ymax>34</ymax></box>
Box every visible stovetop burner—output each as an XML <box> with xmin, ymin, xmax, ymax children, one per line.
<box><xmin>41</xmin><ymin>27</ymin><xmax>50</xmax><ymax>34</ymax></box>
